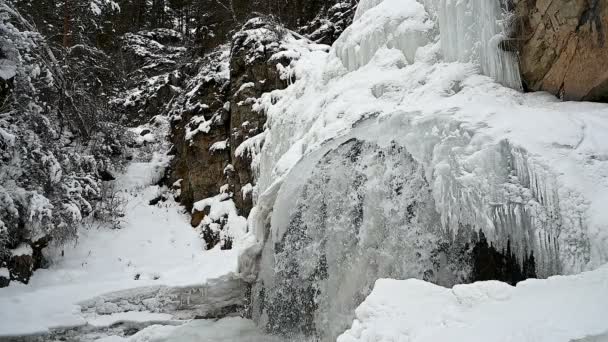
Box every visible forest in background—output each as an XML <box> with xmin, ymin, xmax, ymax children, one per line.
<box><xmin>0</xmin><ymin>0</ymin><xmax>354</xmax><ymax>286</ymax></box>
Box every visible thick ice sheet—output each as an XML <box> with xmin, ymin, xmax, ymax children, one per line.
<box><xmin>338</xmin><ymin>265</ymin><xmax>608</xmax><ymax>342</ymax></box>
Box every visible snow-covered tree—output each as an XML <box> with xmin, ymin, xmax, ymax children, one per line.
<box><xmin>0</xmin><ymin>1</ymin><xmax>128</xmax><ymax>281</ymax></box>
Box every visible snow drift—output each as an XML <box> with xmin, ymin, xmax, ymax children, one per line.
<box><xmin>338</xmin><ymin>265</ymin><xmax>608</xmax><ymax>342</ymax></box>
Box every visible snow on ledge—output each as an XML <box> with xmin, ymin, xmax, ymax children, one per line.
<box><xmin>11</xmin><ymin>243</ymin><xmax>33</xmax><ymax>257</ymax></box>
<box><xmin>0</xmin><ymin>59</ymin><xmax>17</xmax><ymax>80</ymax></box>
<box><xmin>338</xmin><ymin>265</ymin><xmax>608</xmax><ymax>342</ymax></box>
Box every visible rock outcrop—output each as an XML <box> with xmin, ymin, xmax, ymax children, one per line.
<box><xmin>515</xmin><ymin>0</ymin><xmax>608</xmax><ymax>101</ymax></box>
<box><xmin>164</xmin><ymin>2</ymin><xmax>357</xmax><ymax>250</ymax></box>
<box><xmin>228</xmin><ymin>19</ymin><xmax>297</xmax><ymax>217</ymax></box>
<box><xmin>110</xmin><ymin>29</ymin><xmax>186</xmax><ymax>124</ymax></box>
<box><xmin>168</xmin><ymin>19</ymin><xmax>298</xmax><ymax>249</ymax></box>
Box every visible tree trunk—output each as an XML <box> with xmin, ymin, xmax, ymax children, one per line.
<box><xmin>62</xmin><ymin>0</ymin><xmax>71</xmax><ymax>48</ymax></box>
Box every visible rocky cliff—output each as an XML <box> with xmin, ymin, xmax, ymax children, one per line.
<box><xmin>515</xmin><ymin>0</ymin><xmax>608</xmax><ymax>101</ymax></box>
<box><xmin>165</xmin><ymin>3</ymin><xmax>356</xmax><ymax>249</ymax></box>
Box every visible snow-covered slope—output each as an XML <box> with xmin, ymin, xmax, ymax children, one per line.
<box><xmin>338</xmin><ymin>265</ymin><xmax>608</xmax><ymax>342</ymax></box>
<box><xmin>0</xmin><ymin>121</ymin><xmax>241</xmax><ymax>337</ymax></box>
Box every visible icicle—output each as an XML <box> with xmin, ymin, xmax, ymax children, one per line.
<box><xmin>438</xmin><ymin>0</ymin><xmax>522</xmax><ymax>89</ymax></box>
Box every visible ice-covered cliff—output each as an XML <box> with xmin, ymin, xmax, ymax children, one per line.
<box><xmin>235</xmin><ymin>0</ymin><xmax>608</xmax><ymax>340</ymax></box>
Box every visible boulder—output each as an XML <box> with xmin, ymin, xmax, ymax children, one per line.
<box><xmin>9</xmin><ymin>249</ymin><xmax>34</xmax><ymax>284</ymax></box>
<box><xmin>0</xmin><ymin>268</ymin><xmax>9</xmax><ymax>288</ymax></box>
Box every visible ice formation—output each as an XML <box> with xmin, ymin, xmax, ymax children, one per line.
<box><xmin>438</xmin><ymin>0</ymin><xmax>522</xmax><ymax>89</ymax></box>
<box><xmin>334</xmin><ymin>0</ymin><xmax>433</xmax><ymax>70</ymax></box>
<box><xmin>236</xmin><ymin>0</ymin><xmax>608</xmax><ymax>340</ymax></box>
<box><xmin>336</xmin><ymin>0</ymin><xmax>521</xmax><ymax>88</ymax></box>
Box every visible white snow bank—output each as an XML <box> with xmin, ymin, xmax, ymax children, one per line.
<box><xmin>96</xmin><ymin>317</ymin><xmax>285</xmax><ymax>342</ymax></box>
<box><xmin>11</xmin><ymin>243</ymin><xmax>33</xmax><ymax>257</ymax></box>
<box><xmin>210</xmin><ymin>139</ymin><xmax>229</xmax><ymax>152</ymax></box>
<box><xmin>119</xmin><ymin>152</ymin><xmax>170</xmax><ymax>190</ymax></box>
<box><xmin>338</xmin><ymin>265</ymin><xmax>608</xmax><ymax>342</ymax></box>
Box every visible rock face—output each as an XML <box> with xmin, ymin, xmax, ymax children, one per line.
<box><xmin>165</xmin><ymin>2</ymin><xmax>357</xmax><ymax>249</ymax></box>
<box><xmin>8</xmin><ymin>254</ymin><xmax>34</xmax><ymax>284</ymax></box>
<box><xmin>515</xmin><ymin>0</ymin><xmax>608</xmax><ymax>101</ymax></box>
<box><xmin>299</xmin><ymin>1</ymin><xmax>357</xmax><ymax>45</ymax></box>
<box><xmin>168</xmin><ymin>19</ymin><xmax>297</xmax><ymax>249</ymax></box>
<box><xmin>169</xmin><ymin>49</ymin><xmax>231</xmax><ymax>213</ymax></box>
<box><xmin>228</xmin><ymin>20</ymin><xmax>296</xmax><ymax>217</ymax></box>
<box><xmin>110</xmin><ymin>29</ymin><xmax>186</xmax><ymax>124</ymax></box>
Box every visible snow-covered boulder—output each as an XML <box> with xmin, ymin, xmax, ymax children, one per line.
<box><xmin>338</xmin><ymin>266</ymin><xmax>608</xmax><ymax>342</ymax></box>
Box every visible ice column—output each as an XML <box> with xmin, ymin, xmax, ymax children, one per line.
<box><xmin>438</xmin><ymin>0</ymin><xmax>522</xmax><ymax>89</ymax></box>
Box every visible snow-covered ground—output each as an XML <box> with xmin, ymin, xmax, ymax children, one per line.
<box><xmin>0</xmin><ymin>139</ymin><xmax>239</xmax><ymax>337</ymax></box>
<box><xmin>95</xmin><ymin>317</ymin><xmax>286</xmax><ymax>342</ymax></box>
<box><xmin>338</xmin><ymin>265</ymin><xmax>608</xmax><ymax>342</ymax></box>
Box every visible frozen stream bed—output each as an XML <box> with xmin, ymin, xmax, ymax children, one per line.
<box><xmin>94</xmin><ymin>317</ymin><xmax>287</xmax><ymax>342</ymax></box>
<box><xmin>0</xmin><ymin>127</ymin><xmax>243</xmax><ymax>339</ymax></box>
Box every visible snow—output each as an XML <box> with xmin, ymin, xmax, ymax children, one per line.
<box><xmin>241</xmin><ymin>183</ymin><xmax>253</xmax><ymax>200</ymax></box>
<box><xmin>11</xmin><ymin>243</ymin><xmax>33</xmax><ymax>257</ymax></box>
<box><xmin>0</xmin><ymin>268</ymin><xmax>8</xmax><ymax>278</ymax></box>
<box><xmin>210</xmin><ymin>139</ymin><xmax>228</xmax><ymax>152</ymax></box>
<box><xmin>0</xmin><ymin>59</ymin><xmax>17</xmax><ymax>80</ymax></box>
<box><xmin>0</xmin><ymin>127</ymin><xmax>15</xmax><ymax>147</ymax></box>
<box><xmin>90</xmin><ymin>0</ymin><xmax>120</xmax><ymax>15</ymax></box>
<box><xmin>97</xmin><ymin>317</ymin><xmax>285</xmax><ymax>342</ymax></box>
<box><xmin>338</xmin><ymin>265</ymin><xmax>608</xmax><ymax>342</ymax></box>
<box><xmin>0</xmin><ymin>125</ymin><xmax>239</xmax><ymax>337</ymax></box>
<box><xmin>2</xmin><ymin>0</ymin><xmax>608</xmax><ymax>340</ymax></box>
<box><xmin>185</xmin><ymin>115</ymin><xmax>213</xmax><ymax>141</ymax></box>
<box><xmin>192</xmin><ymin>195</ymin><xmax>248</xmax><ymax>245</ymax></box>
<box><xmin>237</xmin><ymin>82</ymin><xmax>255</xmax><ymax>93</ymax></box>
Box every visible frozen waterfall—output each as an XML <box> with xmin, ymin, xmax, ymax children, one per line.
<box><xmin>235</xmin><ymin>0</ymin><xmax>607</xmax><ymax>341</ymax></box>
<box><xmin>336</xmin><ymin>0</ymin><xmax>522</xmax><ymax>89</ymax></box>
<box><xmin>438</xmin><ymin>0</ymin><xmax>522</xmax><ymax>89</ymax></box>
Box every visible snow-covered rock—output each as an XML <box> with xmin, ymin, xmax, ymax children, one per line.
<box><xmin>338</xmin><ymin>265</ymin><xmax>608</xmax><ymax>342</ymax></box>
